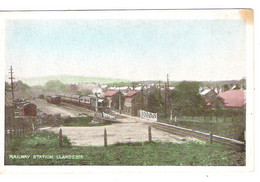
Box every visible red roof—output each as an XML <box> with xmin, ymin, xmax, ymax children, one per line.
<box><xmin>125</xmin><ymin>90</ymin><xmax>138</xmax><ymax>97</ymax></box>
<box><xmin>217</xmin><ymin>90</ymin><xmax>245</xmax><ymax>108</ymax></box>
<box><xmin>104</xmin><ymin>91</ymin><xmax>118</xmax><ymax>97</ymax></box>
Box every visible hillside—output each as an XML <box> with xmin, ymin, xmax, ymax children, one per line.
<box><xmin>21</xmin><ymin>75</ymin><xmax>131</xmax><ymax>86</ymax></box>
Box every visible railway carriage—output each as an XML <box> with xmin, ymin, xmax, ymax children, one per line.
<box><xmin>60</xmin><ymin>94</ymin><xmax>71</xmax><ymax>104</ymax></box>
<box><xmin>47</xmin><ymin>93</ymin><xmax>109</xmax><ymax>111</ymax></box>
<box><xmin>46</xmin><ymin>95</ymin><xmax>61</xmax><ymax>105</ymax></box>
<box><xmin>79</xmin><ymin>95</ymin><xmax>91</xmax><ymax>107</ymax></box>
<box><xmin>71</xmin><ymin>95</ymin><xmax>81</xmax><ymax>106</ymax></box>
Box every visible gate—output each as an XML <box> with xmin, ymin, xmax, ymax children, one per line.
<box><xmin>139</xmin><ymin>110</ymin><xmax>158</xmax><ymax>122</ymax></box>
<box><xmin>102</xmin><ymin>112</ymin><xmax>116</xmax><ymax>120</ymax></box>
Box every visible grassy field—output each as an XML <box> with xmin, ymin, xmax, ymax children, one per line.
<box><xmin>5</xmin><ymin>131</ymin><xmax>245</xmax><ymax>166</ymax></box>
<box><xmin>177</xmin><ymin>115</ymin><xmax>245</xmax><ymax>123</ymax></box>
<box><xmin>161</xmin><ymin>117</ymin><xmax>245</xmax><ymax>141</ymax></box>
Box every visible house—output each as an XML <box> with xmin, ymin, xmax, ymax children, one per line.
<box><xmin>124</xmin><ymin>90</ymin><xmax>139</xmax><ymax>116</ymax></box>
<box><xmin>124</xmin><ymin>90</ymin><xmax>150</xmax><ymax>116</ymax></box>
<box><xmin>200</xmin><ymin>89</ymin><xmax>218</xmax><ymax>107</ymax></box>
<box><xmin>104</xmin><ymin>90</ymin><xmax>125</xmax><ymax>110</ymax></box>
<box><xmin>217</xmin><ymin>90</ymin><xmax>245</xmax><ymax>108</ymax></box>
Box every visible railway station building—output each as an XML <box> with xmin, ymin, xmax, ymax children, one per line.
<box><xmin>104</xmin><ymin>90</ymin><xmax>125</xmax><ymax>110</ymax></box>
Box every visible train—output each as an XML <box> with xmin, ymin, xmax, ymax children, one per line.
<box><xmin>46</xmin><ymin>94</ymin><xmax>108</xmax><ymax>111</ymax></box>
<box><xmin>46</xmin><ymin>95</ymin><xmax>62</xmax><ymax>105</ymax></box>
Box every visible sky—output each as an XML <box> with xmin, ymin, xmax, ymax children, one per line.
<box><xmin>5</xmin><ymin>19</ymin><xmax>246</xmax><ymax>81</ymax></box>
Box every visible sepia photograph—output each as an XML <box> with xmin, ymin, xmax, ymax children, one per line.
<box><xmin>0</xmin><ymin>9</ymin><xmax>254</xmax><ymax>171</ymax></box>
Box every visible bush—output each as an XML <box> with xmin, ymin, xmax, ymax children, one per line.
<box><xmin>8</xmin><ymin>136</ymin><xmax>23</xmax><ymax>153</ymax></box>
<box><xmin>6</xmin><ymin>130</ymin><xmax>72</xmax><ymax>153</ymax></box>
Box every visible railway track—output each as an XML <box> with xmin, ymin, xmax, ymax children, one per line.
<box><xmin>147</xmin><ymin>121</ymin><xmax>245</xmax><ymax>150</ymax></box>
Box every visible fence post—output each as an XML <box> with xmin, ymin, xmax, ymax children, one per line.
<box><xmin>10</xmin><ymin>128</ymin><xmax>13</xmax><ymax>137</ymax></box>
<box><xmin>104</xmin><ymin>128</ymin><xmax>107</xmax><ymax>147</ymax></box>
<box><xmin>244</xmin><ymin>130</ymin><xmax>246</xmax><ymax>144</ymax></box>
<box><xmin>32</xmin><ymin>123</ymin><xmax>35</xmax><ymax>131</ymax></box>
<box><xmin>59</xmin><ymin>128</ymin><xmax>63</xmax><ymax>148</ymax></box>
<box><xmin>209</xmin><ymin>131</ymin><xmax>213</xmax><ymax>144</ymax></box>
<box><xmin>148</xmin><ymin>126</ymin><xmax>152</xmax><ymax>142</ymax></box>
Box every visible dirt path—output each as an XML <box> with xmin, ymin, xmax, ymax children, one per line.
<box><xmin>41</xmin><ymin>122</ymin><xmax>198</xmax><ymax>146</ymax></box>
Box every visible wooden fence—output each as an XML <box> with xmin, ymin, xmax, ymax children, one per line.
<box><xmin>148</xmin><ymin>121</ymin><xmax>245</xmax><ymax>150</ymax></box>
<box><xmin>58</xmin><ymin>127</ymin><xmax>153</xmax><ymax>148</ymax></box>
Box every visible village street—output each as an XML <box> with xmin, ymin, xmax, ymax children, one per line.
<box><xmin>33</xmin><ymin>99</ymin><xmax>198</xmax><ymax>146</ymax></box>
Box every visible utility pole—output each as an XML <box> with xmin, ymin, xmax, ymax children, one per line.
<box><xmin>158</xmin><ymin>80</ymin><xmax>162</xmax><ymax>106</ymax></box>
<box><xmin>165</xmin><ymin>74</ymin><xmax>171</xmax><ymax>119</ymax></box>
<box><xmin>132</xmin><ymin>82</ymin><xmax>136</xmax><ymax>90</ymax></box>
<box><xmin>167</xmin><ymin>74</ymin><xmax>170</xmax><ymax>89</ymax></box>
<box><xmin>164</xmin><ymin>82</ymin><xmax>167</xmax><ymax>118</ymax></box>
<box><xmin>167</xmin><ymin>74</ymin><xmax>172</xmax><ymax>121</ymax></box>
<box><xmin>8</xmin><ymin>66</ymin><xmax>15</xmax><ymax>137</ymax></box>
<box><xmin>141</xmin><ymin>85</ymin><xmax>144</xmax><ymax>110</ymax></box>
<box><xmin>119</xmin><ymin>90</ymin><xmax>122</xmax><ymax>114</ymax></box>
<box><xmin>9</xmin><ymin>66</ymin><xmax>15</xmax><ymax>104</ymax></box>
<box><xmin>95</xmin><ymin>92</ymin><xmax>98</xmax><ymax>112</ymax></box>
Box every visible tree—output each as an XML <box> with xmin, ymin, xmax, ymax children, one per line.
<box><xmin>147</xmin><ymin>93</ymin><xmax>160</xmax><ymax>113</ymax></box>
<box><xmin>65</xmin><ymin>84</ymin><xmax>79</xmax><ymax>94</ymax></box>
<box><xmin>45</xmin><ymin>80</ymin><xmax>66</xmax><ymax>93</ymax></box>
<box><xmin>146</xmin><ymin>88</ymin><xmax>162</xmax><ymax>113</ymax></box>
<box><xmin>172</xmin><ymin>81</ymin><xmax>206</xmax><ymax>116</ymax></box>
<box><xmin>14</xmin><ymin>80</ymin><xmax>30</xmax><ymax>91</ymax></box>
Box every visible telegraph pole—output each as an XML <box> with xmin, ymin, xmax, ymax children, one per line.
<box><xmin>165</xmin><ymin>74</ymin><xmax>171</xmax><ymax>119</ymax></box>
<box><xmin>141</xmin><ymin>85</ymin><xmax>144</xmax><ymax>110</ymax></box>
<box><xmin>158</xmin><ymin>80</ymin><xmax>162</xmax><ymax>106</ymax></box>
<box><xmin>167</xmin><ymin>74</ymin><xmax>173</xmax><ymax>121</ymax></box>
<box><xmin>132</xmin><ymin>82</ymin><xmax>136</xmax><ymax>90</ymax></box>
<box><xmin>164</xmin><ymin>82</ymin><xmax>167</xmax><ymax>118</ymax></box>
<box><xmin>9</xmin><ymin>66</ymin><xmax>15</xmax><ymax>104</ymax></box>
<box><xmin>119</xmin><ymin>90</ymin><xmax>122</xmax><ymax>114</ymax></box>
<box><xmin>8</xmin><ymin>66</ymin><xmax>15</xmax><ymax>137</ymax></box>
<box><xmin>95</xmin><ymin>92</ymin><xmax>98</xmax><ymax>112</ymax></box>
<box><xmin>167</xmin><ymin>74</ymin><xmax>170</xmax><ymax>89</ymax></box>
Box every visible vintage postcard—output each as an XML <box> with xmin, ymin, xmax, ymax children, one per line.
<box><xmin>0</xmin><ymin>9</ymin><xmax>254</xmax><ymax>173</ymax></box>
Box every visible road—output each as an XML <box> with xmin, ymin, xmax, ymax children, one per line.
<box><xmin>33</xmin><ymin>99</ymin><xmax>199</xmax><ymax>146</ymax></box>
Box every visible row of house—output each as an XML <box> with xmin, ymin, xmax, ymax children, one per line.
<box><xmin>71</xmin><ymin>79</ymin><xmax>246</xmax><ymax>116</ymax></box>
<box><xmin>103</xmin><ymin>86</ymin><xmax>246</xmax><ymax>116</ymax></box>
<box><xmin>200</xmin><ymin>88</ymin><xmax>246</xmax><ymax>109</ymax></box>
<box><xmin>103</xmin><ymin>90</ymin><xmax>148</xmax><ymax>116</ymax></box>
